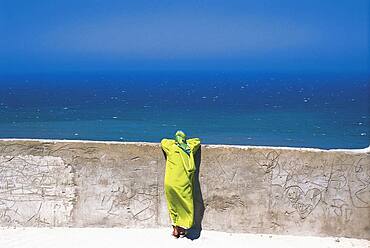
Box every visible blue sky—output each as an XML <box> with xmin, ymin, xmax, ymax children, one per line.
<box><xmin>0</xmin><ymin>0</ymin><xmax>368</xmax><ymax>75</ymax></box>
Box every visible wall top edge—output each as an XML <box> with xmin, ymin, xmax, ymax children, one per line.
<box><xmin>0</xmin><ymin>138</ymin><xmax>369</xmax><ymax>154</ymax></box>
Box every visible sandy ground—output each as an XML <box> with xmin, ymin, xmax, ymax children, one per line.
<box><xmin>0</xmin><ymin>228</ymin><xmax>368</xmax><ymax>248</ymax></box>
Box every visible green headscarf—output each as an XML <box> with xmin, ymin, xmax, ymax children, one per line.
<box><xmin>175</xmin><ymin>130</ymin><xmax>191</xmax><ymax>155</ymax></box>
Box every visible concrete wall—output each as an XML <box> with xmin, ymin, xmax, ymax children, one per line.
<box><xmin>0</xmin><ymin>139</ymin><xmax>369</xmax><ymax>239</ymax></box>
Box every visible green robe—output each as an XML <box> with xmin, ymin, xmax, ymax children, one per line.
<box><xmin>161</xmin><ymin>138</ymin><xmax>201</xmax><ymax>228</ymax></box>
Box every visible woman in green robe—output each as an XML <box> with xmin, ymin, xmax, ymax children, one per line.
<box><xmin>161</xmin><ymin>131</ymin><xmax>201</xmax><ymax>238</ymax></box>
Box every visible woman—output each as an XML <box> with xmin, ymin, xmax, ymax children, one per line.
<box><xmin>161</xmin><ymin>130</ymin><xmax>201</xmax><ymax>238</ymax></box>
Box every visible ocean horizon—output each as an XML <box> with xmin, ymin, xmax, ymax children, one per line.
<box><xmin>0</xmin><ymin>71</ymin><xmax>369</xmax><ymax>149</ymax></box>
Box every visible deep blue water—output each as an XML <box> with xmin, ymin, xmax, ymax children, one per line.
<box><xmin>0</xmin><ymin>71</ymin><xmax>369</xmax><ymax>149</ymax></box>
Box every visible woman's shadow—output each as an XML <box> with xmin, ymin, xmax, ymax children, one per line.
<box><xmin>186</xmin><ymin>147</ymin><xmax>205</xmax><ymax>240</ymax></box>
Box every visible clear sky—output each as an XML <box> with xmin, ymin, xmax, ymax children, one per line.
<box><xmin>0</xmin><ymin>0</ymin><xmax>368</xmax><ymax>75</ymax></box>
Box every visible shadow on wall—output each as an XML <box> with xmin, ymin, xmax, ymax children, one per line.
<box><xmin>186</xmin><ymin>147</ymin><xmax>205</xmax><ymax>240</ymax></box>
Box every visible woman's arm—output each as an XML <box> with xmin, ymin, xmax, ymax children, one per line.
<box><xmin>187</xmin><ymin>138</ymin><xmax>201</xmax><ymax>153</ymax></box>
<box><xmin>161</xmin><ymin>138</ymin><xmax>175</xmax><ymax>154</ymax></box>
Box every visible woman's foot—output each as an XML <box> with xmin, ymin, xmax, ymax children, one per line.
<box><xmin>172</xmin><ymin>225</ymin><xmax>179</xmax><ymax>238</ymax></box>
<box><xmin>177</xmin><ymin>226</ymin><xmax>187</xmax><ymax>238</ymax></box>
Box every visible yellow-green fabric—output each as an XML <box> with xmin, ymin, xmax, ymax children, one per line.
<box><xmin>161</xmin><ymin>137</ymin><xmax>201</xmax><ymax>228</ymax></box>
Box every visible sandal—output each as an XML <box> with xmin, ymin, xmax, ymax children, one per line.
<box><xmin>177</xmin><ymin>226</ymin><xmax>187</xmax><ymax>238</ymax></box>
<box><xmin>172</xmin><ymin>225</ymin><xmax>180</xmax><ymax>238</ymax></box>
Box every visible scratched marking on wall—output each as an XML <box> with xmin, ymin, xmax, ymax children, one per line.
<box><xmin>100</xmin><ymin>185</ymin><xmax>158</xmax><ymax>221</ymax></box>
<box><xmin>73</xmin><ymin>150</ymin><xmax>160</xmax><ymax>226</ymax></box>
<box><xmin>254</xmin><ymin>151</ymin><xmax>370</xmax><ymax>221</ymax></box>
<box><xmin>0</xmin><ymin>155</ymin><xmax>75</xmax><ymax>227</ymax></box>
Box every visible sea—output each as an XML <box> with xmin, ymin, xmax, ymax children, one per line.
<box><xmin>0</xmin><ymin>71</ymin><xmax>369</xmax><ymax>149</ymax></box>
